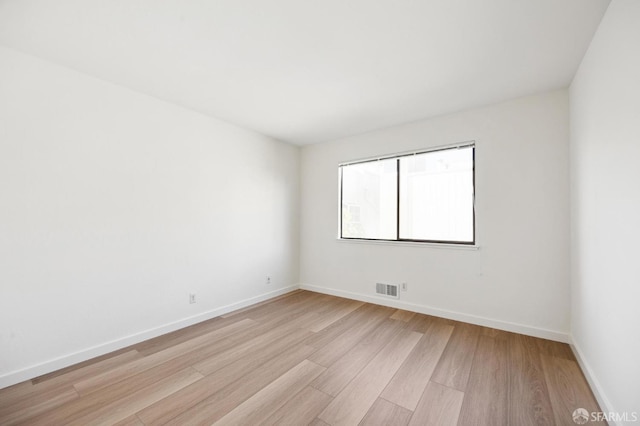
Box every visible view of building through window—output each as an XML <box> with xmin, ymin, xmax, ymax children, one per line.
<box><xmin>340</xmin><ymin>145</ymin><xmax>474</xmax><ymax>244</ymax></box>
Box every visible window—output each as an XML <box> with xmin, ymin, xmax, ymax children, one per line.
<box><xmin>340</xmin><ymin>143</ymin><xmax>475</xmax><ymax>244</ymax></box>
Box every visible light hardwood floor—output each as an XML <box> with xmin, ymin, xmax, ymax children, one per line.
<box><xmin>0</xmin><ymin>290</ymin><xmax>604</xmax><ymax>425</ymax></box>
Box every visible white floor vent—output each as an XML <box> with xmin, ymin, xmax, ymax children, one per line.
<box><xmin>376</xmin><ymin>283</ymin><xmax>399</xmax><ymax>298</ymax></box>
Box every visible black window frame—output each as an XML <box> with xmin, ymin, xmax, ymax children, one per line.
<box><xmin>339</xmin><ymin>143</ymin><xmax>475</xmax><ymax>245</ymax></box>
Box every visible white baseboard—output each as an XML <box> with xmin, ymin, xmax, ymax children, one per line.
<box><xmin>0</xmin><ymin>285</ymin><xmax>299</xmax><ymax>390</ymax></box>
<box><xmin>1</xmin><ymin>282</ymin><xmax>571</xmax><ymax>390</ymax></box>
<box><xmin>569</xmin><ymin>336</ymin><xmax>618</xmax><ymax>425</ymax></box>
<box><xmin>300</xmin><ymin>283</ymin><xmax>569</xmax><ymax>343</ymax></box>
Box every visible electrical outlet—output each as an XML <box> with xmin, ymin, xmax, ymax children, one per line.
<box><xmin>266</xmin><ymin>276</ymin><xmax>272</xmax><ymax>285</ymax></box>
<box><xmin>189</xmin><ymin>293</ymin><xmax>196</xmax><ymax>304</ymax></box>
<box><xmin>401</xmin><ymin>282</ymin><xmax>408</xmax><ymax>292</ymax></box>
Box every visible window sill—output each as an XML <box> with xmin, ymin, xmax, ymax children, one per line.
<box><xmin>336</xmin><ymin>238</ymin><xmax>480</xmax><ymax>250</ymax></box>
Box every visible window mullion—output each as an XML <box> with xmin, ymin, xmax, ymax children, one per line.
<box><xmin>396</xmin><ymin>158</ymin><xmax>400</xmax><ymax>241</ymax></box>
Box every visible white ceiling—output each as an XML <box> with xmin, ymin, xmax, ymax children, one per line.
<box><xmin>0</xmin><ymin>0</ymin><xmax>609</xmax><ymax>145</ymax></box>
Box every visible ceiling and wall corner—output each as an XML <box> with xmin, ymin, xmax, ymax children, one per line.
<box><xmin>0</xmin><ymin>0</ymin><xmax>609</xmax><ymax>145</ymax></box>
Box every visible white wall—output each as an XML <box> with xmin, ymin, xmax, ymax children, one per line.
<box><xmin>300</xmin><ymin>90</ymin><xmax>571</xmax><ymax>340</ymax></box>
<box><xmin>570</xmin><ymin>0</ymin><xmax>640</xmax><ymax>419</ymax></box>
<box><xmin>0</xmin><ymin>46</ymin><xmax>300</xmax><ymax>388</ymax></box>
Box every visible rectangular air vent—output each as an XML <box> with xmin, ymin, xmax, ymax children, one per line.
<box><xmin>376</xmin><ymin>283</ymin><xmax>399</xmax><ymax>298</ymax></box>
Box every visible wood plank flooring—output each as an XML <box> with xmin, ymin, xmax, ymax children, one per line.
<box><xmin>0</xmin><ymin>290</ymin><xmax>605</xmax><ymax>425</ymax></box>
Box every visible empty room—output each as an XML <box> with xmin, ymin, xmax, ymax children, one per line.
<box><xmin>1</xmin><ymin>0</ymin><xmax>638</xmax><ymax>425</ymax></box>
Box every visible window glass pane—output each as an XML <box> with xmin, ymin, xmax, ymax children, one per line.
<box><xmin>399</xmin><ymin>147</ymin><xmax>474</xmax><ymax>242</ymax></box>
<box><xmin>341</xmin><ymin>159</ymin><xmax>397</xmax><ymax>239</ymax></box>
